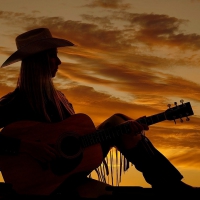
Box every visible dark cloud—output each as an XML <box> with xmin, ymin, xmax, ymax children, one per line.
<box><xmin>81</xmin><ymin>14</ymin><xmax>113</xmax><ymax>28</ymax></box>
<box><xmin>83</xmin><ymin>0</ymin><xmax>131</xmax><ymax>10</ymax></box>
<box><xmin>1</xmin><ymin>10</ymin><xmax>200</xmax><ymax>52</ymax></box>
<box><xmin>191</xmin><ymin>0</ymin><xmax>200</xmax><ymax>2</ymax></box>
<box><xmin>110</xmin><ymin>11</ymin><xmax>200</xmax><ymax>50</ymax></box>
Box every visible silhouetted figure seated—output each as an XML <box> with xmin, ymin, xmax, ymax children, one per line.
<box><xmin>0</xmin><ymin>28</ymin><xmax>199</xmax><ymax>199</ymax></box>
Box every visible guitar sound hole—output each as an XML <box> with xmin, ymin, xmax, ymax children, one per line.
<box><xmin>60</xmin><ymin>136</ymin><xmax>81</xmax><ymax>157</ymax></box>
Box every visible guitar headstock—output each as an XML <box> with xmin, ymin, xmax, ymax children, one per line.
<box><xmin>165</xmin><ymin>100</ymin><xmax>194</xmax><ymax>123</ymax></box>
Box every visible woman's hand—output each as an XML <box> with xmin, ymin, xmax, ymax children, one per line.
<box><xmin>121</xmin><ymin>119</ymin><xmax>149</xmax><ymax>149</ymax></box>
<box><xmin>19</xmin><ymin>140</ymin><xmax>59</xmax><ymax>163</ymax></box>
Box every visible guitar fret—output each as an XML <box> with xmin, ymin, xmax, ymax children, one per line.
<box><xmin>88</xmin><ymin>135</ymin><xmax>92</xmax><ymax>146</ymax></box>
<box><xmin>83</xmin><ymin>135</ymin><xmax>89</xmax><ymax>147</ymax></box>
<box><xmin>150</xmin><ymin>116</ymin><xmax>154</xmax><ymax>124</ymax></box>
<box><xmin>101</xmin><ymin>131</ymin><xmax>106</xmax><ymax>142</ymax></box>
<box><xmin>122</xmin><ymin>123</ymin><xmax>131</xmax><ymax>134</ymax></box>
<box><xmin>81</xmin><ymin>136</ymin><xmax>87</xmax><ymax>148</ymax></box>
<box><xmin>94</xmin><ymin>131</ymin><xmax>101</xmax><ymax>144</ymax></box>
<box><xmin>88</xmin><ymin>133</ymin><xmax>95</xmax><ymax>145</ymax></box>
<box><xmin>99</xmin><ymin>132</ymin><xmax>104</xmax><ymax>142</ymax></box>
<box><xmin>104</xmin><ymin>129</ymin><xmax>111</xmax><ymax>140</ymax></box>
<box><xmin>114</xmin><ymin>128</ymin><xmax>121</xmax><ymax>138</ymax></box>
<box><xmin>151</xmin><ymin>115</ymin><xmax>158</xmax><ymax>124</ymax></box>
<box><xmin>119</xmin><ymin>124</ymin><xmax>125</xmax><ymax>134</ymax></box>
<box><xmin>107</xmin><ymin>128</ymin><xmax>115</xmax><ymax>138</ymax></box>
<box><xmin>145</xmin><ymin>118</ymin><xmax>152</xmax><ymax>125</ymax></box>
<box><xmin>108</xmin><ymin>125</ymin><xmax>123</xmax><ymax>139</ymax></box>
<box><xmin>105</xmin><ymin>135</ymin><xmax>110</xmax><ymax>140</ymax></box>
<box><xmin>83</xmin><ymin>136</ymin><xmax>87</xmax><ymax>147</ymax></box>
<box><xmin>141</xmin><ymin>112</ymin><xmax>166</xmax><ymax>125</ymax></box>
<box><xmin>137</xmin><ymin>117</ymin><xmax>147</xmax><ymax>125</ymax></box>
<box><xmin>158</xmin><ymin>113</ymin><xmax>166</xmax><ymax>121</ymax></box>
<box><xmin>110</xmin><ymin>128</ymin><xmax>117</xmax><ymax>139</ymax></box>
<box><xmin>82</xmin><ymin>134</ymin><xmax>94</xmax><ymax>147</ymax></box>
<box><xmin>152</xmin><ymin>113</ymin><xmax>165</xmax><ymax>124</ymax></box>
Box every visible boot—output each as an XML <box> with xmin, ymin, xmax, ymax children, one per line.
<box><xmin>116</xmin><ymin>135</ymin><xmax>195</xmax><ymax>193</ymax></box>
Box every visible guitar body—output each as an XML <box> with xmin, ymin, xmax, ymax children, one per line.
<box><xmin>0</xmin><ymin>113</ymin><xmax>104</xmax><ymax>195</ymax></box>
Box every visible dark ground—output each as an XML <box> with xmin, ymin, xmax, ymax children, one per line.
<box><xmin>0</xmin><ymin>183</ymin><xmax>200</xmax><ymax>199</ymax></box>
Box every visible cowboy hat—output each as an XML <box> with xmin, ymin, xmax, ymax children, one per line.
<box><xmin>1</xmin><ymin>28</ymin><xmax>74</xmax><ymax>67</ymax></box>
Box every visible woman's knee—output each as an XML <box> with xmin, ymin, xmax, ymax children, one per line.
<box><xmin>99</xmin><ymin>113</ymin><xmax>129</xmax><ymax>129</ymax></box>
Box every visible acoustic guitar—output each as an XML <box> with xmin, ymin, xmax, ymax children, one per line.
<box><xmin>0</xmin><ymin>101</ymin><xmax>194</xmax><ymax>195</ymax></box>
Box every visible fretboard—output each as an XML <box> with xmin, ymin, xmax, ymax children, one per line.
<box><xmin>136</xmin><ymin>111</ymin><xmax>166</xmax><ymax>125</ymax></box>
<box><xmin>80</xmin><ymin>111</ymin><xmax>166</xmax><ymax>148</ymax></box>
<box><xmin>80</xmin><ymin>122</ymin><xmax>131</xmax><ymax>148</ymax></box>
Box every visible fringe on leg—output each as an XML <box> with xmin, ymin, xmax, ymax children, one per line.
<box><xmin>89</xmin><ymin>147</ymin><xmax>131</xmax><ymax>186</ymax></box>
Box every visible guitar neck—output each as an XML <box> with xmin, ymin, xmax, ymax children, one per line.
<box><xmin>136</xmin><ymin>111</ymin><xmax>166</xmax><ymax>126</ymax></box>
<box><xmin>80</xmin><ymin>111</ymin><xmax>166</xmax><ymax>148</ymax></box>
<box><xmin>81</xmin><ymin>101</ymin><xmax>194</xmax><ymax>148</ymax></box>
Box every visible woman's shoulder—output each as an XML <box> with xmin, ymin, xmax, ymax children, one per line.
<box><xmin>0</xmin><ymin>88</ymin><xmax>20</xmax><ymax>105</ymax></box>
<box><xmin>56</xmin><ymin>90</ymin><xmax>65</xmax><ymax>96</ymax></box>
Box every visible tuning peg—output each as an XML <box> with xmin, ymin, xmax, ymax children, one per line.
<box><xmin>172</xmin><ymin>116</ymin><xmax>176</xmax><ymax>124</ymax></box>
<box><xmin>174</xmin><ymin>102</ymin><xmax>177</xmax><ymax>107</ymax></box>
<box><xmin>180</xmin><ymin>99</ymin><xmax>184</xmax><ymax>104</ymax></box>
<box><xmin>186</xmin><ymin>116</ymin><xmax>190</xmax><ymax>121</ymax></box>
<box><xmin>180</xmin><ymin>118</ymin><xmax>183</xmax><ymax>123</ymax></box>
<box><xmin>167</xmin><ymin>104</ymin><xmax>171</xmax><ymax>108</ymax></box>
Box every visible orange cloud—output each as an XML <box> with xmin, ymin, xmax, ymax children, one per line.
<box><xmin>169</xmin><ymin>149</ymin><xmax>200</xmax><ymax>169</ymax></box>
<box><xmin>0</xmin><ymin>46</ymin><xmax>14</xmax><ymax>57</ymax></box>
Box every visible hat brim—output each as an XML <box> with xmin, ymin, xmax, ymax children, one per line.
<box><xmin>1</xmin><ymin>38</ymin><xmax>74</xmax><ymax>67</ymax></box>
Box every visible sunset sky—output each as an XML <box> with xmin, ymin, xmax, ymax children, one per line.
<box><xmin>1</xmin><ymin>0</ymin><xmax>200</xmax><ymax>188</ymax></box>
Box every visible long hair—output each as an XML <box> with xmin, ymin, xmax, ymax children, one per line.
<box><xmin>17</xmin><ymin>50</ymin><xmax>66</xmax><ymax>122</ymax></box>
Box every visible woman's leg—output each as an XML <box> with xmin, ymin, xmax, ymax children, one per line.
<box><xmin>118</xmin><ymin>136</ymin><xmax>183</xmax><ymax>187</ymax></box>
<box><xmin>98</xmin><ymin>113</ymin><xmax>190</xmax><ymax>190</ymax></box>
